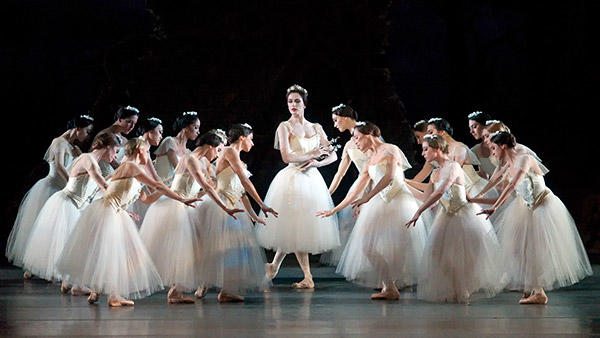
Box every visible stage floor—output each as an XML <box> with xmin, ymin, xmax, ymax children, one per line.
<box><xmin>1</xmin><ymin>265</ymin><xmax>599</xmax><ymax>337</ymax></box>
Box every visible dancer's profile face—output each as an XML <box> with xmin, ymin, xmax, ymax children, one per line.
<box><xmin>206</xmin><ymin>145</ymin><xmax>220</xmax><ymax>161</ymax></box>
<box><xmin>414</xmin><ymin>130</ymin><xmax>426</xmax><ymax>145</ymax></box>
<box><xmin>119</xmin><ymin>115</ymin><xmax>138</xmax><ymax>135</ymax></box>
<box><xmin>427</xmin><ymin>124</ymin><xmax>440</xmax><ymax>135</ymax></box>
<box><xmin>240</xmin><ymin>133</ymin><xmax>254</xmax><ymax>152</ymax></box>
<box><xmin>184</xmin><ymin>119</ymin><xmax>201</xmax><ymax>140</ymax></box>
<box><xmin>481</xmin><ymin>129</ymin><xmax>491</xmax><ymax>147</ymax></box>
<box><xmin>490</xmin><ymin>143</ymin><xmax>504</xmax><ymax>159</ymax></box>
<box><xmin>287</xmin><ymin>93</ymin><xmax>305</xmax><ymax>117</ymax></box>
<box><xmin>105</xmin><ymin>145</ymin><xmax>120</xmax><ymax>162</ymax></box>
<box><xmin>469</xmin><ymin>120</ymin><xmax>484</xmax><ymax>140</ymax></box>
<box><xmin>353</xmin><ymin>129</ymin><xmax>370</xmax><ymax>152</ymax></box>
<box><xmin>421</xmin><ymin>142</ymin><xmax>437</xmax><ymax>162</ymax></box>
<box><xmin>146</xmin><ymin>125</ymin><xmax>163</xmax><ymax>146</ymax></box>
<box><xmin>332</xmin><ymin>114</ymin><xmax>343</xmax><ymax>131</ymax></box>
<box><xmin>76</xmin><ymin>125</ymin><xmax>94</xmax><ymax>143</ymax></box>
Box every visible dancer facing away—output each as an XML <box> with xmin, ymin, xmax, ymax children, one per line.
<box><xmin>140</xmin><ymin>131</ymin><xmax>243</xmax><ymax>304</ymax></box>
<box><xmin>22</xmin><ymin>133</ymin><xmax>119</xmax><ymax>295</ymax></box>
<box><xmin>95</xmin><ymin>105</ymin><xmax>139</xmax><ymax>177</ymax></box>
<box><xmin>318</xmin><ymin>122</ymin><xmax>427</xmax><ymax>300</ymax></box>
<box><xmin>474</xmin><ymin>131</ymin><xmax>591</xmax><ymax>305</ymax></box>
<box><xmin>320</xmin><ymin>104</ymin><xmax>368</xmax><ymax>266</ymax></box>
<box><xmin>406</xmin><ymin>134</ymin><xmax>504</xmax><ymax>304</ymax></box>
<box><xmin>194</xmin><ymin>123</ymin><xmax>277</xmax><ymax>302</ymax></box>
<box><xmin>6</xmin><ymin>114</ymin><xmax>92</xmax><ymax>277</ymax></box>
<box><xmin>154</xmin><ymin>111</ymin><xmax>200</xmax><ymax>183</ymax></box>
<box><xmin>56</xmin><ymin>138</ymin><xmax>199</xmax><ymax>307</ymax></box>
<box><xmin>255</xmin><ymin>84</ymin><xmax>340</xmax><ymax>289</ymax></box>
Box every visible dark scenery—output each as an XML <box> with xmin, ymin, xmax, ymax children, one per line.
<box><xmin>1</xmin><ymin>0</ymin><xmax>598</xmax><ymax>336</ymax></box>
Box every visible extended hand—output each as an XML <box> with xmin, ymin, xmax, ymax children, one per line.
<box><xmin>253</xmin><ymin>217</ymin><xmax>267</xmax><ymax>226</ymax></box>
<box><xmin>476</xmin><ymin>208</ymin><xmax>495</xmax><ymax>220</ymax></box>
<box><xmin>405</xmin><ymin>212</ymin><xmax>421</xmax><ymax>228</ymax></box>
<box><xmin>261</xmin><ymin>205</ymin><xmax>278</xmax><ymax>218</ymax></box>
<box><xmin>183</xmin><ymin>198</ymin><xmax>202</xmax><ymax>207</ymax></box>
<box><xmin>299</xmin><ymin>159</ymin><xmax>319</xmax><ymax>171</ymax></box>
<box><xmin>351</xmin><ymin>196</ymin><xmax>368</xmax><ymax>210</ymax></box>
<box><xmin>226</xmin><ymin>208</ymin><xmax>245</xmax><ymax>220</ymax></box>
<box><xmin>316</xmin><ymin>209</ymin><xmax>335</xmax><ymax>218</ymax></box>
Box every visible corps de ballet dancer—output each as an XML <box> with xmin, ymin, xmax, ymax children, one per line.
<box><xmin>56</xmin><ymin>138</ymin><xmax>199</xmax><ymax>307</ymax></box>
<box><xmin>95</xmin><ymin>105</ymin><xmax>139</xmax><ymax>177</ymax></box>
<box><xmin>406</xmin><ymin>134</ymin><xmax>504</xmax><ymax>304</ymax></box>
<box><xmin>320</xmin><ymin>104</ymin><xmax>369</xmax><ymax>266</ymax></box>
<box><xmin>21</xmin><ymin>133</ymin><xmax>120</xmax><ymax>294</ymax></box>
<box><xmin>140</xmin><ymin>131</ymin><xmax>243</xmax><ymax>304</ymax></box>
<box><xmin>255</xmin><ymin>84</ymin><xmax>340</xmax><ymax>289</ymax></box>
<box><xmin>154</xmin><ymin>111</ymin><xmax>200</xmax><ymax>183</ymax></box>
<box><xmin>318</xmin><ymin>122</ymin><xmax>427</xmax><ymax>300</ymax></box>
<box><xmin>474</xmin><ymin>131</ymin><xmax>592</xmax><ymax>304</ymax></box>
<box><xmin>193</xmin><ymin>123</ymin><xmax>277</xmax><ymax>302</ymax></box>
<box><xmin>6</xmin><ymin>115</ymin><xmax>92</xmax><ymax>277</ymax></box>
<box><xmin>467</xmin><ymin>111</ymin><xmax>495</xmax><ymax>179</ymax></box>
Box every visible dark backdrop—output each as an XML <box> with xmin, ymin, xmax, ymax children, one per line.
<box><xmin>2</xmin><ymin>0</ymin><xmax>598</xmax><ymax>265</ymax></box>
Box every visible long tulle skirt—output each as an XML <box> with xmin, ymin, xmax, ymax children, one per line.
<box><xmin>56</xmin><ymin>200</ymin><xmax>163</xmax><ymax>299</ymax></box>
<box><xmin>193</xmin><ymin>196</ymin><xmax>269</xmax><ymax>293</ymax></box>
<box><xmin>336</xmin><ymin>191</ymin><xmax>427</xmax><ymax>287</ymax></box>
<box><xmin>494</xmin><ymin>192</ymin><xmax>592</xmax><ymax>291</ymax></box>
<box><xmin>255</xmin><ymin>166</ymin><xmax>340</xmax><ymax>254</ymax></box>
<box><xmin>6</xmin><ymin>175</ymin><xmax>65</xmax><ymax>267</ymax></box>
<box><xmin>22</xmin><ymin>191</ymin><xmax>84</xmax><ymax>281</ymax></box>
<box><xmin>140</xmin><ymin>196</ymin><xmax>199</xmax><ymax>291</ymax></box>
<box><xmin>418</xmin><ymin>203</ymin><xmax>504</xmax><ymax>302</ymax></box>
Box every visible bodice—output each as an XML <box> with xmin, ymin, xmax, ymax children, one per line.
<box><xmin>171</xmin><ymin>173</ymin><xmax>201</xmax><ymax>199</ymax></box>
<box><xmin>216</xmin><ymin>166</ymin><xmax>249</xmax><ymax>208</ymax></box>
<box><xmin>102</xmin><ymin>177</ymin><xmax>142</xmax><ymax>211</ymax></box>
<box><xmin>348</xmin><ymin>147</ymin><xmax>368</xmax><ymax>173</ymax></box>
<box><xmin>462</xmin><ymin>164</ymin><xmax>483</xmax><ymax>187</ymax></box>
<box><xmin>512</xmin><ymin>170</ymin><xmax>549</xmax><ymax>209</ymax></box>
<box><xmin>289</xmin><ymin>133</ymin><xmax>320</xmax><ymax>155</ymax></box>
<box><xmin>434</xmin><ymin>181</ymin><xmax>468</xmax><ymax>214</ymax></box>
<box><xmin>471</xmin><ymin>144</ymin><xmax>496</xmax><ymax>177</ymax></box>
<box><xmin>367</xmin><ymin>161</ymin><xmax>409</xmax><ymax>202</ymax></box>
<box><xmin>63</xmin><ymin>174</ymin><xmax>98</xmax><ymax>209</ymax></box>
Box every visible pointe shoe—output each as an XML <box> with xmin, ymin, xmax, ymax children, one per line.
<box><xmin>195</xmin><ymin>287</ymin><xmax>208</xmax><ymax>299</ymax></box>
<box><xmin>108</xmin><ymin>298</ymin><xmax>122</xmax><ymax>307</ymax></box>
<box><xmin>519</xmin><ymin>290</ymin><xmax>548</xmax><ymax>305</ymax></box>
<box><xmin>60</xmin><ymin>283</ymin><xmax>69</xmax><ymax>294</ymax></box>
<box><xmin>23</xmin><ymin>271</ymin><xmax>32</xmax><ymax>279</ymax></box>
<box><xmin>291</xmin><ymin>278</ymin><xmax>314</xmax><ymax>289</ymax></box>
<box><xmin>265</xmin><ymin>263</ymin><xmax>278</xmax><ymax>280</ymax></box>
<box><xmin>71</xmin><ymin>287</ymin><xmax>92</xmax><ymax>296</ymax></box>
<box><xmin>119</xmin><ymin>298</ymin><xmax>134</xmax><ymax>306</ymax></box>
<box><xmin>217</xmin><ymin>292</ymin><xmax>245</xmax><ymax>303</ymax></box>
<box><xmin>370</xmin><ymin>290</ymin><xmax>400</xmax><ymax>300</ymax></box>
<box><xmin>87</xmin><ymin>292</ymin><xmax>99</xmax><ymax>304</ymax></box>
<box><xmin>520</xmin><ymin>291</ymin><xmax>531</xmax><ymax>300</ymax></box>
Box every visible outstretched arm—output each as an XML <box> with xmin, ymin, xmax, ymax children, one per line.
<box><xmin>328</xmin><ymin>144</ymin><xmax>352</xmax><ymax>194</ymax></box>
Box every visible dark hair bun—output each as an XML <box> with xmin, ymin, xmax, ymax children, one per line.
<box><xmin>428</xmin><ymin>117</ymin><xmax>454</xmax><ymax>136</ymax></box>
<box><xmin>115</xmin><ymin>105</ymin><xmax>140</xmax><ymax>121</ymax></box>
<box><xmin>490</xmin><ymin>131</ymin><xmax>516</xmax><ymax>148</ymax></box>
<box><xmin>67</xmin><ymin>114</ymin><xmax>94</xmax><ymax>129</ymax></box>
<box><xmin>355</xmin><ymin>121</ymin><xmax>381</xmax><ymax>137</ymax></box>
<box><xmin>331</xmin><ymin>104</ymin><xmax>358</xmax><ymax>120</ymax></box>
<box><xmin>228</xmin><ymin>123</ymin><xmax>253</xmax><ymax>144</ymax></box>
<box><xmin>173</xmin><ymin>111</ymin><xmax>200</xmax><ymax>133</ymax></box>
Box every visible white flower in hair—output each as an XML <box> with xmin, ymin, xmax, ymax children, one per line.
<box><xmin>428</xmin><ymin>117</ymin><xmax>443</xmax><ymax>123</ymax></box>
<box><xmin>489</xmin><ymin>131</ymin><xmax>505</xmax><ymax>139</ymax></box>
<box><xmin>423</xmin><ymin>134</ymin><xmax>438</xmax><ymax>140</ymax></box>
<box><xmin>355</xmin><ymin>121</ymin><xmax>366</xmax><ymax>127</ymax></box>
<box><xmin>148</xmin><ymin>117</ymin><xmax>162</xmax><ymax>124</ymax></box>
<box><xmin>183</xmin><ymin>111</ymin><xmax>198</xmax><ymax>116</ymax></box>
<box><xmin>331</xmin><ymin>103</ymin><xmax>346</xmax><ymax>112</ymax></box>
<box><xmin>468</xmin><ymin>111</ymin><xmax>483</xmax><ymax>119</ymax></box>
<box><xmin>80</xmin><ymin>114</ymin><xmax>94</xmax><ymax>121</ymax></box>
<box><xmin>241</xmin><ymin>123</ymin><xmax>253</xmax><ymax>130</ymax></box>
<box><xmin>485</xmin><ymin>119</ymin><xmax>502</xmax><ymax>126</ymax></box>
<box><xmin>125</xmin><ymin>105</ymin><xmax>140</xmax><ymax>113</ymax></box>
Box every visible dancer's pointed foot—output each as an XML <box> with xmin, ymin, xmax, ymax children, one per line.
<box><xmin>217</xmin><ymin>292</ymin><xmax>244</xmax><ymax>303</ymax></box>
<box><xmin>87</xmin><ymin>292</ymin><xmax>99</xmax><ymax>304</ymax></box>
<box><xmin>119</xmin><ymin>298</ymin><xmax>134</xmax><ymax>306</ymax></box>
<box><xmin>265</xmin><ymin>263</ymin><xmax>279</xmax><ymax>280</ymax></box>
<box><xmin>519</xmin><ymin>290</ymin><xmax>548</xmax><ymax>305</ymax></box>
<box><xmin>60</xmin><ymin>281</ymin><xmax>69</xmax><ymax>294</ymax></box>
<box><xmin>23</xmin><ymin>271</ymin><xmax>32</xmax><ymax>279</ymax></box>
<box><xmin>520</xmin><ymin>291</ymin><xmax>531</xmax><ymax>300</ymax></box>
<box><xmin>370</xmin><ymin>289</ymin><xmax>400</xmax><ymax>300</ymax></box>
<box><xmin>71</xmin><ymin>286</ymin><xmax>92</xmax><ymax>296</ymax></box>
<box><xmin>292</xmin><ymin>277</ymin><xmax>314</xmax><ymax>289</ymax></box>
<box><xmin>168</xmin><ymin>286</ymin><xmax>195</xmax><ymax>303</ymax></box>
<box><xmin>195</xmin><ymin>286</ymin><xmax>208</xmax><ymax>299</ymax></box>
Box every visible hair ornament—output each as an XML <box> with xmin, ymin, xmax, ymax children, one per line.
<box><xmin>148</xmin><ymin>117</ymin><xmax>162</xmax><ymax>124</ymax></box>
<box><xmin>214</xmin><ymin>129</ymin><xmax>227</xmax><ymax>142</ymax></box>
<box><xmin>241</xmin><ymin>123</ymin><xmax>253</xmax><ymax>130</ymax></box>
<box><xmin>489</xmin><ymin>131</ymin><xmax>505</xmax><ymax>139</ymax></box>
<box><xmin>80</xmin><ymin>114</ymin><xmax>94</xmax><ymax>121</ymax></box>
<box><xmin>331</xmin><ymin>103</ymin><xmax>346</xmax><ymax>112</ymax></box>
<box><xmin>124</xmin><ymin>105</ymin><xmax>140</xmax><ymax>113</ymax></box>
<box><xmin>428</xmin><ymin>117</ymin><xmax>443</xmax><ymax>123</ymax></box>
<box><xmin>485</xmin><ymin>119</ymin><xmax>502</xmax><ymax>126</ymax></box>
<box><xmin>286</xmin><ymin>84</ymin><xmax>308</xmax><ymax>95</ymax></box>
<box><xmin>423</xmin><ymin>134</ymin><xmax>441</xmax><ymax>140</ymax></box>
<box><xmin>468</xmin><ymin>111</ymin><xmax>484</xmax><ymax>119</ymax></box>
<box><xmin>355</xmin><ymin>121</ymin><xmax>366</xmax><ymax>127</ymax></box>
<box><xmin>183</xmin><ymin>111</ymin><xmax>198</xmax><ymax>116</ymax></box>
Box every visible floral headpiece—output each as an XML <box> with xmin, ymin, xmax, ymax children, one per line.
<box><xmin>148</xmin><ymin>117</ymin><xmax>162</xmax><ymax>124</ymax></box>
<box><xmin>80</xmin><ymin>114</ymin><xmax>94</xmax><ymax>121</ymax></box>
<box><xmin>183</xmin><ymin>111</ymin><xmax>197</xmax><ymax>116</ymax></box>
<box><xmin>468</xmin><ymin>111</ymin><xmax>484</xmax><ymax>119</ymax></box>
<box><xmin>331</xmin><ymin>103</ymin><xmax>346</xmax><ymax>112</ymax></box>
<box><xmin>286</xmin><ymin>84</ymin><xmax>308</xmax><ymax>95</ymax></box>
<box><xmin>124</xmin><ymin>105</ymin><xmax>139</xmax><ymax>113</ymax></box>
<box><xmin>241</xmin><ymin>123</ymin><xmax>253</xmax><ymax>130</ymax></box>
<box><xmin>428</xmin><ymin>117</ymin><xmax>443</xmax><ymax>123</ymax></box>
<box><xmin>355</xmin><ymin>121</ymin><xmax>366</xmax><ymax>127</ymax></box>
<box><xmin>214</xmin><ymin>129</ymin><xmax>227</xmax><ymax>143</ymax></box>
<box><xmin>485</xmin><ymin>119</ymin><xmax>502</xmax><ymax>126</ymax></box>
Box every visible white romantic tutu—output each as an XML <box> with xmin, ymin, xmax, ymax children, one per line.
<box><xmin>255</xmin><ymin>166</ymin><xmax>340</xmax><ymax>254</ymax></box>
<box><xmin>6</xmin><ymin>174</ymin><xmax>65</xmax><ymax>267</ymax></box>
<box><xmin>494</xmin><ymin>192</ymin><xmax>592</xmax><ymax>291</ymax></box>
<box><xmin>56</xmin><ymin>200</ymin><xmax>163</xmax><ymax>299</ymax></box>
<box><xmin>336</xmin><ymin>191</ymin><xmax>427</xmax><ymax>287</ymax></box>
<box><xmin>140</xmin><ymin>196</ymin><xmax>199</xmax><ymax>291</ymax></box>
<box><xmin>129</xmin><ymin>199</ymin><xmax>150</xmax><ymax>228</ymax></box>
<box><xmin>21</xmin><ymin>191</ymin><xmax>84</xmax><ymax>281</ymax></box>
<box><xmin>194</xmin><ymin>196</ymin><xmax>269</xmax><ymax>293</ymax></box>
<box><xmin>418</xmin><ymin>203</ymin><xmax>504</xmax><ymax>302</ymax></box>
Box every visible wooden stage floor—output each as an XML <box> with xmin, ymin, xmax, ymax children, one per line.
<box><xmin>1</xmin><ymin>265</ymin><xmax>599</xmax><ymax>337</ymax></box>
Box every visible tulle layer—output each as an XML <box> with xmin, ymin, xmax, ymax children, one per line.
<box><xmin>418</xmin><ymin>203</ymin><xmax>505</xmax><ymax>302</ymax></box>
<box><xmin>255</xmin><ymin>166</ymin><xmax>340</xmax><ymax>254</ymax></box>
<box><xmin>140</xmin><ymin>196</ymin><xmax>199</xmax><ymax>291</ymax></box>
<box><xmin>336</xmin><ymin>192</ymin><xmax>427</xmax><ymax>287</ymax></box>
<box><xmin>22</xmin><ymin>191</ymin><xmax>83</xmax><ymax>281</ymax></box>
<box><xmin>56</xmin><ymin>200</ymin><xmax>163</xmax><ymax>299</ymax></box>
<box><xmin>494</xmin><ymin>192</ymin><xmax>592</xmax><ymax>291</ymax></box>
<box><xmin>6</xmin><ymin>175</ymin><xmax>64</xmax><ymax>267</ymax></box>
<box><xmin>193</xmin><ymin>197</ymin><xmax>269</xmax><ymax>293</ymax></box>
